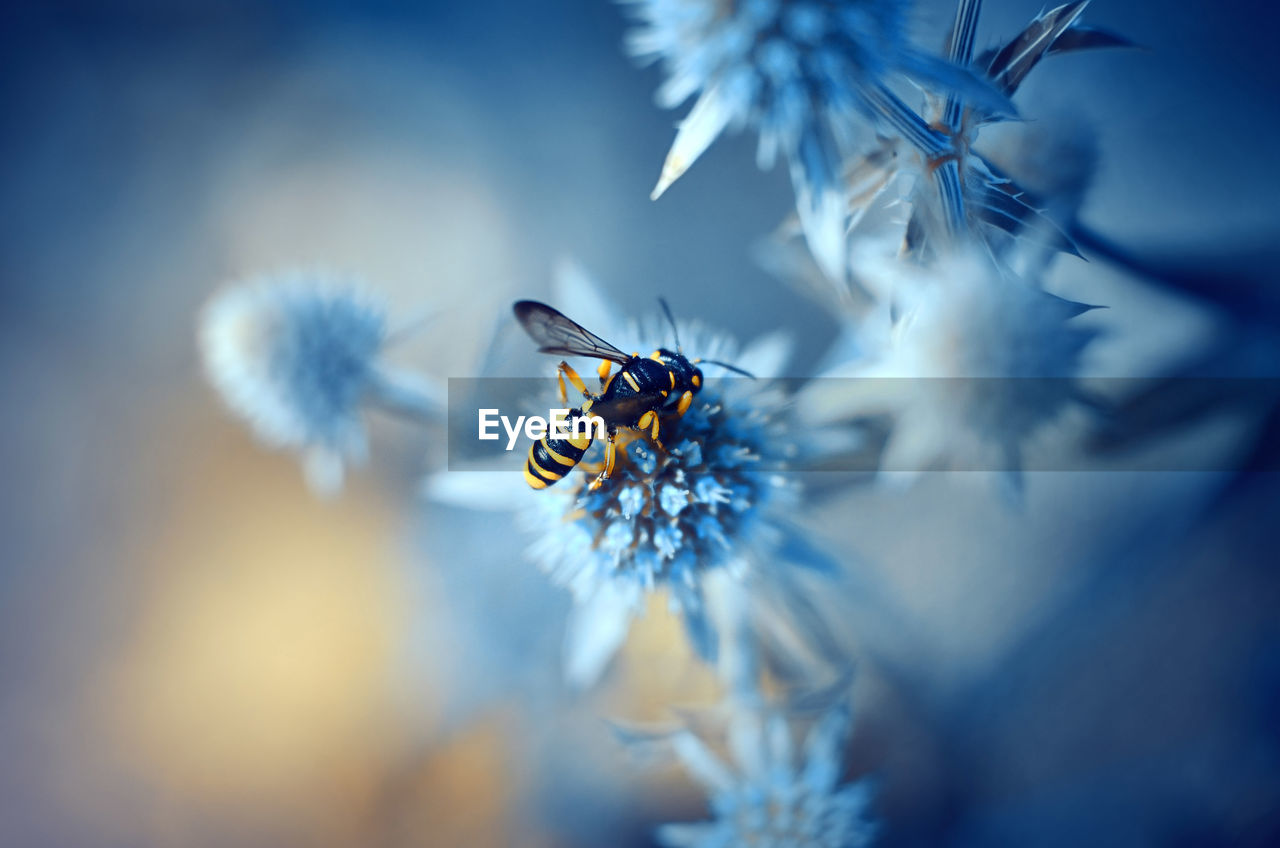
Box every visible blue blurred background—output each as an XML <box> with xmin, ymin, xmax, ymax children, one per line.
<box><xmin>2</xmin><ymin>0</ymin><xmax>1278</xmax><ymax>845</ymax></box>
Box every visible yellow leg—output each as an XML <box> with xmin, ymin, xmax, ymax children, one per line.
<box><xmin>558</xmin><ymin>361</ymin><xmax>592</xmax><ymax>399</ymax></box>
<box><xmin>637</xmin><ymin>410</ymin><xmax>665</xmax><ymax>452</ymax></box>
<box><xmin>676</xmin><ymin>390</ymin><xmax>693</xmax><ymax>416</ymax></box>
<box><xmin>637</xmin><ymin>410</ymin><xmax>656</xmax><ymax>439</ymax></box>
<box><xmin>597</xmin><ymin>360</ymin><xmax>612</xmax><ymax>386</ymax></box>
<box><xmin>581</xmin><ymin>439</ymin><xmax>627</xmax><ymax>475</ymax></box>
<box><xmin>588</xmin><ymin>432</ymin><xmax>618</xmax><ymax>490</ymax></box>
<box><xmin>557</xmin><ymin>371</ymin><xmax>568</xmax><ymax>404</ymax></box>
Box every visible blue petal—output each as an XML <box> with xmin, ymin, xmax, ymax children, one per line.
<box><xmin>775</xmin><ymin>523</ymin><xmax>841</xmax><ymax>574</ymax></box>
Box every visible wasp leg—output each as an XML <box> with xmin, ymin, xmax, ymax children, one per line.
<box><xmin>588</xmin><ymin>429</ymin><xmax>619</xmax><ymax>491</ymax></box>
<box><xmin>581</xmin><ymin>433</ymin><xmax>628</xmax><ymax>475</ymax></box>
<box><xmin>676</xmin><ymin>390</ymin><xmax>694</xmax><ymax>416</ymax></box>
<box><xmin>558</xmin><ymin>361</ymin><xmax>593</xmax><ymax>400</ymax></box>
<box><xmin>637</xmin><ymin>410</ymin><xmax>666</xmax><ymax>452</ymax></box>
<box><xmin>597</xmin><ymin>360</ymin><xmax>612</xmax><ymax>388</ymax></box>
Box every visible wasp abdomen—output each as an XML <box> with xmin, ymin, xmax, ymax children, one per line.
<box><xmin>524</xmin><ymin>423</ymin><xmax>593</xmax><ymax>489</ymax></box>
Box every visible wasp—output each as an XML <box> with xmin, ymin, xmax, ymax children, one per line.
<box><xmin>513</xmin><ymin>299</ymin><xmax>752</xmax><ymax>491</ymax></box>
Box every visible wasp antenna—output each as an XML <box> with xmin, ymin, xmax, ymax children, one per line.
<box><xmin>699</xmin><ymin>358</ymin><xmax>756</xmax><ymax>379</ymax></box>
<box><xmin>658</xmin><ymin>297</ymin><xmax>682</xmax><ymax>352</ymax></box>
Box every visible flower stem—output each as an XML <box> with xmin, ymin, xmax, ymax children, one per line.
<box><xmin>861</xmin><ymin>82</ymin><xmax>950</xmax><ymax>159</ymax></box>
<box><xmin>942</xmin><ymin>0</ymin><xmax>983</xmax><ymax>132</ymax></box>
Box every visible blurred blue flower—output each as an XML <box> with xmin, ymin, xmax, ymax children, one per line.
<box><xmin>199</xmin><ymin>270</ymin><xmax>440</xmax><ymax>494</ymax></box>
<box><xmin>656</xmin><ymin>702</ymin><xmax>877</xmax><ymax>847</ymax></box>
<box><xmin>623</xmin><ymin>0</ymin><xmax>1003</xmax><ymax>280</ymax></box>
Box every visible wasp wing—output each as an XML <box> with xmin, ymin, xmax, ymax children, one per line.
<box><xmin>513</xmin><ymin>300</ymin><xmax>631</xmax><ymax>363</ymax></box>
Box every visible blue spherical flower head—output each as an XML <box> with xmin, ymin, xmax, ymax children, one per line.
<box><xmin>426</xmin><ymin>262</ymin><xmax>855</xmax><ymax>691</ymax></box>
<box><xmin>525</xmin><ymin>371</ymin><xmax>802</xmax><ymax>685</ymax></box>
<box><xmin>200</xmin><ymin>271</ymin><xmax>438</xmax><ymax>494</ymax></box>
<box><xmin>656</xmin><ymin>703</ymin><xmax>877</xmax><ymax>848</ymax></box>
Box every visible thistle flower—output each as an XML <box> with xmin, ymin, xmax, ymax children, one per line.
<box><xmin>623</xmin><ymin>0</ymin><xmax>1005</xmax><ymax>280</ymax></box>
<box><xmin>429</xmin><ymin>263</ymin><xmax>852</xmax><ymax>689</ymax></box>
<box><xmin>524</xmin><ymin>365</ymin><xmax>794</xmax><ymax>685</ymax></box>
<box><xmin>795</xmin><ymin>0</ymin><xmax>1128</xmax><ymax>270</ymax></box>
<box><xmin>931</xmin><ymin>0</ymin><xmax>1125</xmax><ymax>255</ymax></box>
<box><xmin>199</xmin><ymin>270</ymin><xmax>440</xmax><ymax>494</ymax></box>
<box><xmin>655</xmin><ymin>702</ymin><xmax>877</xmax><ymax>847</ymax></box>
<box><xmin>528</xmin><ymin>323</ymin><xmax>849</xmax><ymax>687</ymax></box>
<box><xmin>802</xmin><ymin>248</ymin><xmax>1099</xmax><ymax>494</ymax></box>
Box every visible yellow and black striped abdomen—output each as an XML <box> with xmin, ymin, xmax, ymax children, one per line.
<box><xmin>524</xmin><ymin>428</ymin><xmax>593</xmax><ymax>489</ymax></box>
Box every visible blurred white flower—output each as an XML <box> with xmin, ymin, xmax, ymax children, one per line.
<box><xmin>655</xmin><ymin>702</ymin><xmax>877</xmax><ymax>848</ymax></box>
<box><xmin>199</xmin><ymin>270</ymin><xmax>440</xmax><ymax>494</ymax></box>
<box><xmin>802</xmin><ymin>249</ymin><xmax>1098</xmax><ymax>493</ymax></box>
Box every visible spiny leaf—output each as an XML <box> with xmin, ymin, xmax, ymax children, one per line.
<box><xmin>895</xmin><ymin>51</ymin><xmax>1018</xmax><ymax>122</ymax></box>
<box><xmin>904</xmin><ymin>205</ymin><xmax>931</xmax><ymax>260</ymax></box>
<box><xmin>842</xmin><ymin>141</ymin><xmax>900</xmax><ymax>229</ymax></box>
<box><xmin>1048</xmin><ymin>26</ymin><xmax>1136</xmax><ymax>55</ymax></box>
<box><xmin>984</xmin><ymin>1</ymin><xmax>1090</xmax><ymax>95</ymax></box>
<box><xmin>972</xmin><ymin>180</ymin><xmax>1082</xmax><ymax>257</ymax></box>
